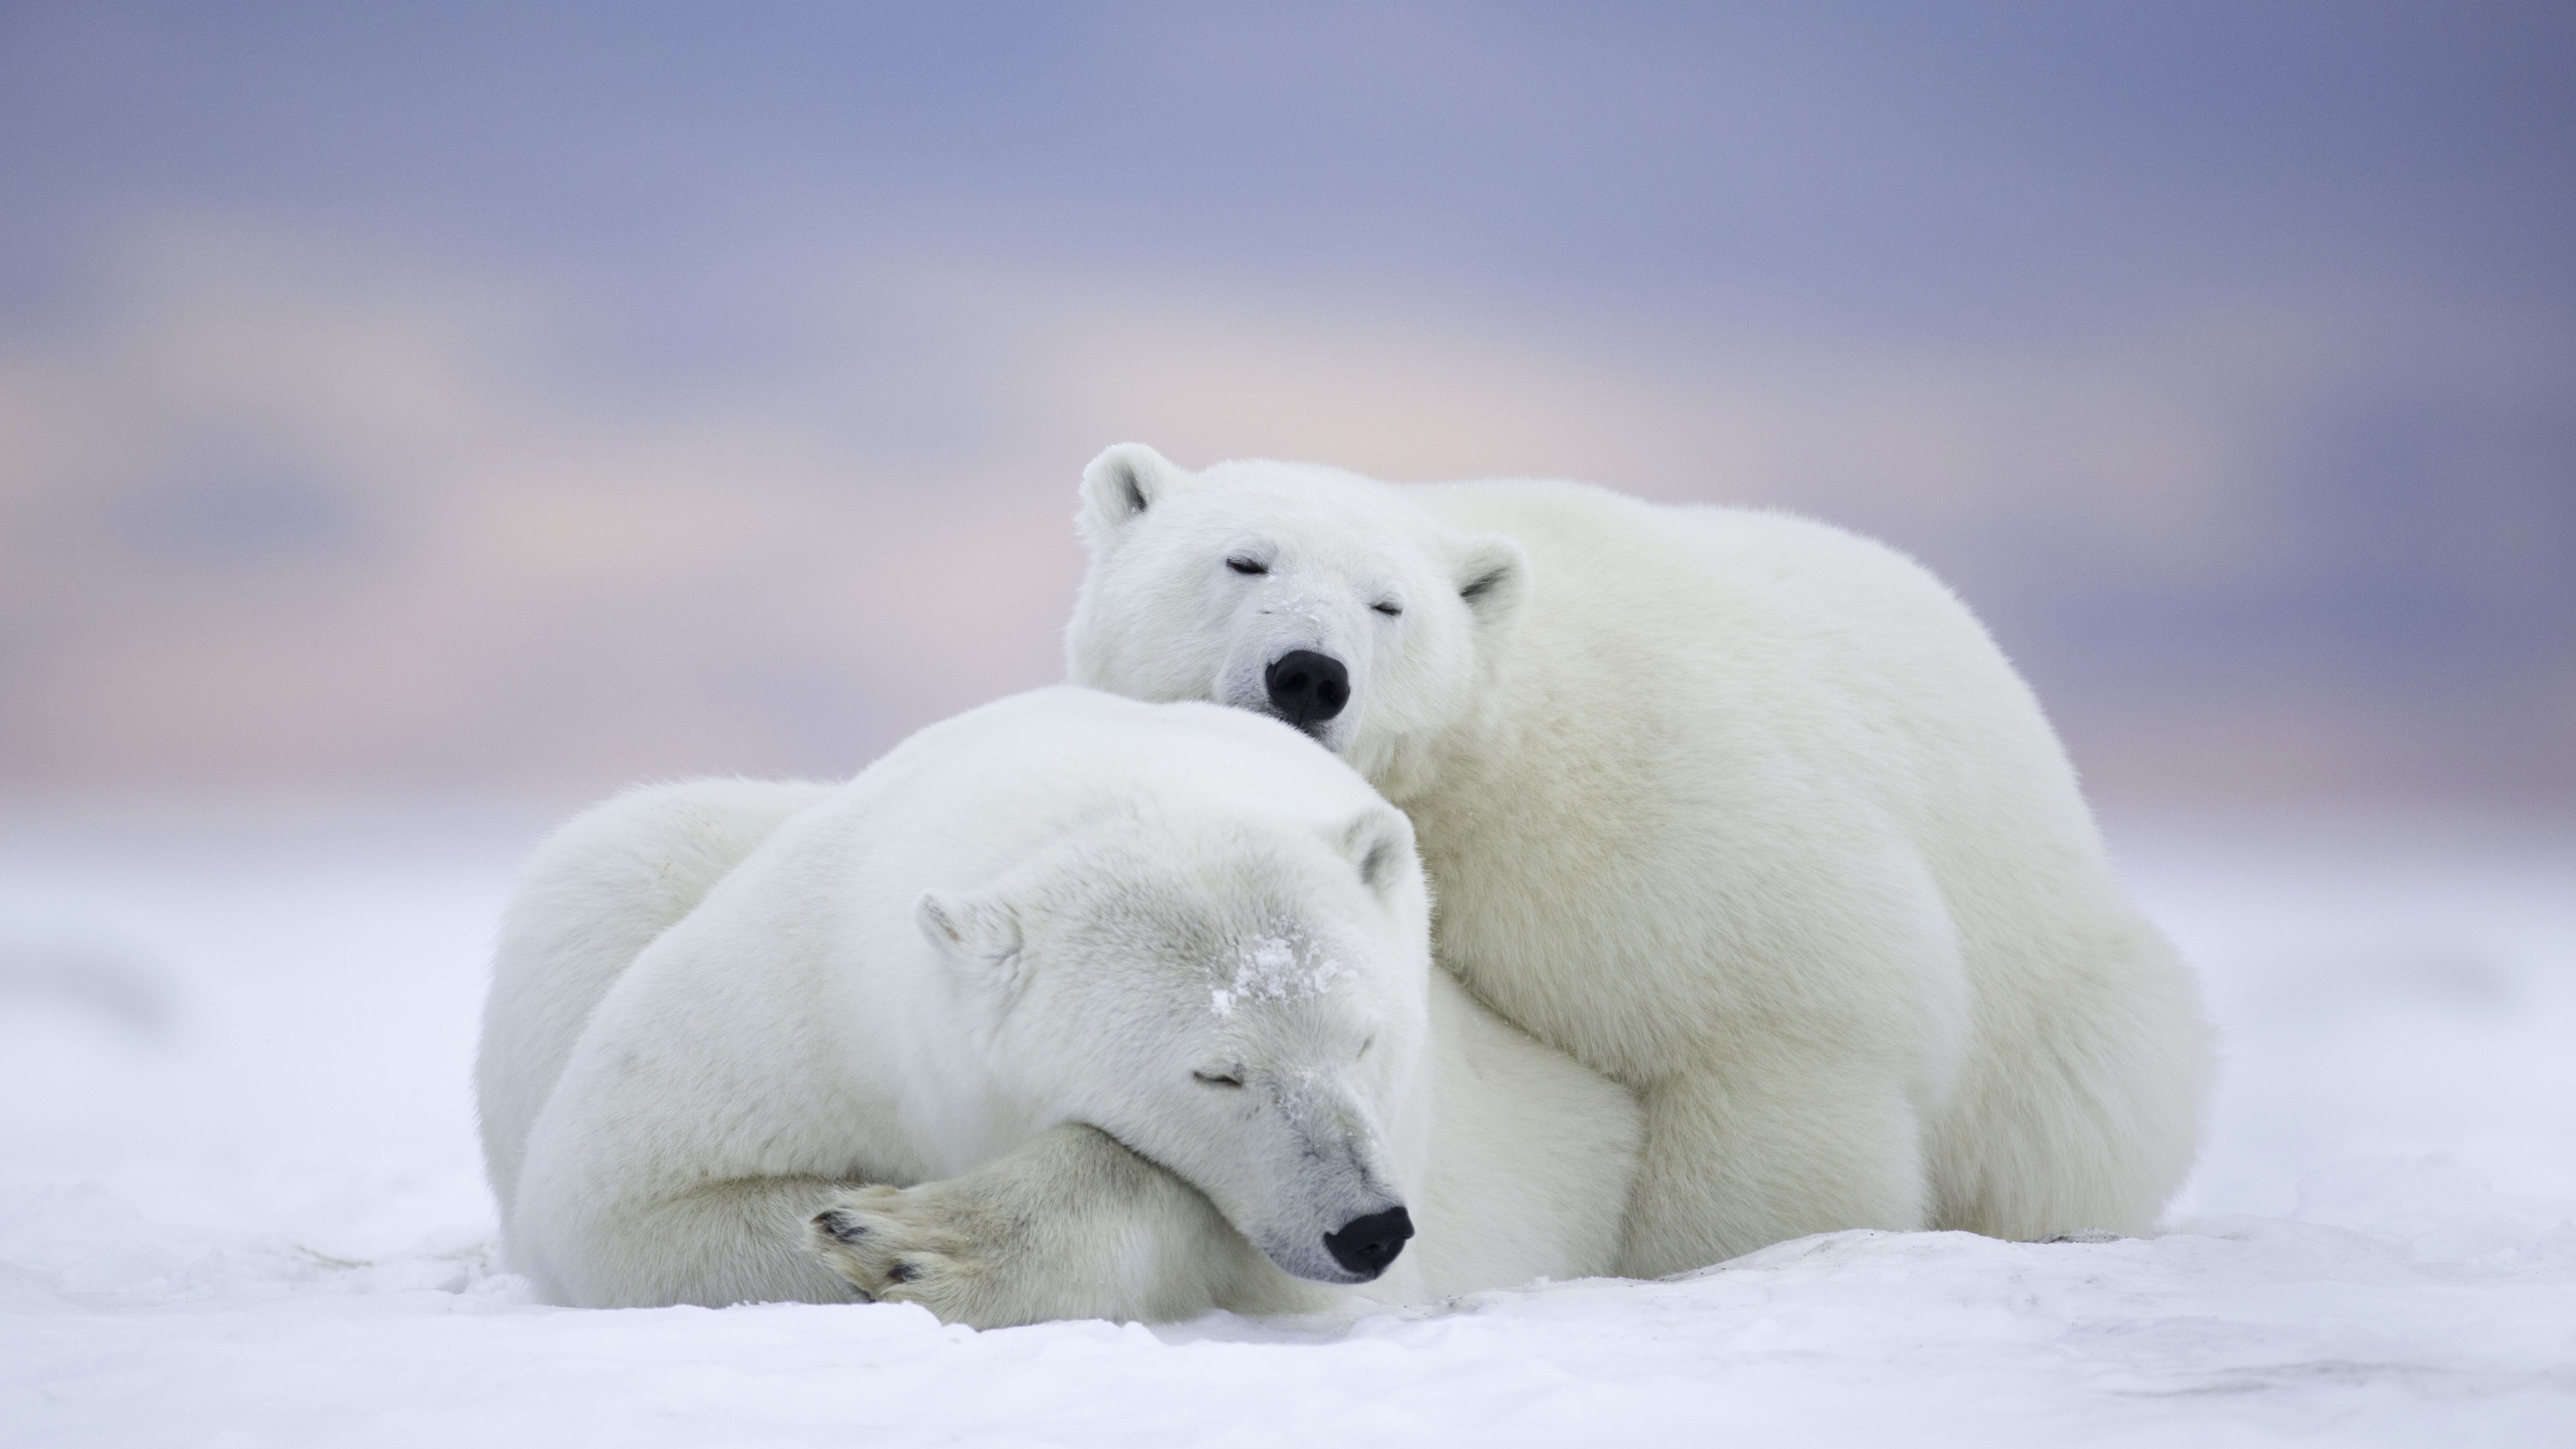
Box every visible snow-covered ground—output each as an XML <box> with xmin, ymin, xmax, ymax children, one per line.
<box><xmin>3</xmin><ymin>798</ymin><xmax>2571</xmax><ymax>1446</ymax></box>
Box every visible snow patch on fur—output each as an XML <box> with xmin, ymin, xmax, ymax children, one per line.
<box><xmin>1210</xmin><ymin>934</ymin><xmax>1343</xmax><ymax>1018</ymax></box>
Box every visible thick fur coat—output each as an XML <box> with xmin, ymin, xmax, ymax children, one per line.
<box><xmin>477</xmin><ymin>688</ymin><xmax>1638</xmax><ymax>1324</ymax></box>
<box><xmin>1065</xmin><ymin>446</ymin><xmax>2212</xmax><ymax>1276</ymax></box>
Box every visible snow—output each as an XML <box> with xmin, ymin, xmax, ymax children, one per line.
<box><xmin>3</xmin><ymin>800</ymin><xmax>2572</xmax><ymax>1446</ymax></box>
<box><xmin>1212</xmin><ymin>934</ymin><xmax>1344</xmax><ymax>1018</ymax></box>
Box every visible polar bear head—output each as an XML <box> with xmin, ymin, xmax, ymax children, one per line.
<box><xmin>1065</xmin><ymin>445</ymin><xmax>1528</xmax><ymax>797</ymax></box>
<box><xmin>917</xmin><ymin>796</ymin><xmax>1432</xmax><ymax>1285</ymax></box>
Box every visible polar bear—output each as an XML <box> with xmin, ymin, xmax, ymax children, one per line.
<box><xmin>476</xmin><ymin>687</ymin><xmax>1638</xmax><ymax>1324</ymax></box>
<box><xmin>1064</xmin><ymin>445</ymin><xmax>2212</xmax><ymax>1277</ymax></box>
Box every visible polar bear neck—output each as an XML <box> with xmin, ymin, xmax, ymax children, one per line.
<box><xmin>1357</xmin><ymin>639</ymin><xmax>1526</xmax><ymax>810</ymax></box>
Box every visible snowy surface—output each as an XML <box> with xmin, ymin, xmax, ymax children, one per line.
<box><xmin>3</xmin><ymin>798</ymin><xmax>2571</xmax><ymax>1446</ymax></box>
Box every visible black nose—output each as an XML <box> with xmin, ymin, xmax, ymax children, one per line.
<box><xmin>1322</xmin><ymin>1205</ymin><xmax>1413</xmax><ymax>1279</ymax></box>
<box><xmin>1265</xmin><ymin>649</ymin><xmax>1350</xmax><ymax>732</ymax></box>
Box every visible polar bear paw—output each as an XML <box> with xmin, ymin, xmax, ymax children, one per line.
<box><xmin>809</xmin><ymin>1182</ymin><xmax>1013</xmax><ymax>1321</ymax></box>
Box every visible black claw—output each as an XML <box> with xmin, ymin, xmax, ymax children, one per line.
<box><xmin>886</xmin><ymin>1260</ymin><xmax>919</xmax><ymax>1283</ymax></box>
<box><xmin>814</xmin><ymin>1210</ymin><xmax>868</xmax><ymax>1244</ymax></box>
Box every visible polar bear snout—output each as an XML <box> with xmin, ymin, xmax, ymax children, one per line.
<box><xmin>1264</xmin><ymin>649</ymin><xmax>1350</xmax><ymax>735</ymax></box>
<box><xmin>1207</xmin><ymin>1076</ymin><xmax>1417</xmax><ymax>1287</ymax></box>
<box><xmin>1322</xmin><ymin>1204</ymin><xmax>1413</xmax><ymax>1279</ymax></box>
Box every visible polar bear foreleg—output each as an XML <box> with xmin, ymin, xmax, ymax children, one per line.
<box><xmin>809</xmin><ymin>1124</ymin><xmax>1323</xmax><ymax>1328</ymax></box>
<box><xmin>520</xmin><ymin>1171</ymin><xmax>867</xmax><ymax>1308</ymax></box>
<box><xmin>1617</xmin><ymin>1063</ymin><xmax>1931</xmax><ymax>1278</ymax></box>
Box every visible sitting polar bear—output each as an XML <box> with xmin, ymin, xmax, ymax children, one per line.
<box><xmin>1065</xmin><ymin>445</ymin><xmax>2213</xmax><ymax>1276</ymax></box>
<box><xmin>476</xmin><ymin>687</ymin><xmax>1638</xmax><ymax>1324</ymax></box>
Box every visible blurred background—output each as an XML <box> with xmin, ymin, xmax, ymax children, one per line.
<box><xmin>4</xmin><ymin>1</ymin><xmax>2569</xmax><ymax>810</ymax></box>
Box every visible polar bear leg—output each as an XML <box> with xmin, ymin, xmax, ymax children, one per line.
<box><xmin>1617</xmin><ymin>1063</ymin><xmax>1931</xmax><ymax>1278</ymax></box>
<box><xmin>810</xmin><ymin>1124</ymin><xmax>1320</xmax><ymax>1328</ymax></box>
<box><xmin>525</xmin><ymin>1171</ymin><xmax>867</xmax><ymax>1308</ymax></box>
<box><xmin>527</xmin><ymin>1131</ymin><xmax>1277</xmax><ymax>1319</ymax></box>
<box><xmin>1930</xmin><ymin>923</ymin><xmax>2210</xmax><ymax>1241</ymax></box>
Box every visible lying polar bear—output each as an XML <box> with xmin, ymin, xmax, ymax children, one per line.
<box><xmin>1065</xmin><ymin>445</ymin><xmax>2212</xmax><ymax>1275</ymax></box>
<box><xmin>476</xmin><ymin>687</ymin><xmax>1638</xmax><ymax>1324</ymax></box>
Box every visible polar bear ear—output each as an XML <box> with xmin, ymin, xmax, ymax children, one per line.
<box><xmin>1453</xmin><ymin>533</ymin><xmax>1529</xmax><ymax>631</ymax></box>
<box><xmin>1330</xmin><ymin>807</ymin><xmax>1419</xmax><ymax>900</ymax></box>
<box><xmin>917</xmin><ymin>890</ymin><xmax>1027</xmax><ymax>986</ymax></box>
<box><xmin>1078</xmin><ymin>443</ymin><xmax>1183</xmax><ymax>549</ymax></box>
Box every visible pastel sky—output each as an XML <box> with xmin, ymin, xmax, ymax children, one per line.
<box><xmin>3</xmin><ymin>3</ymin><xmax>2570</xmax><ymax>804</ymax></box>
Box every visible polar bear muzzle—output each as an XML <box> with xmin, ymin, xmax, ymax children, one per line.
<box><xmin>1322</xmin><ymin>1204</ymin><xmax>1413</xmax><ymax>1279</ymax></box>
<box><xmin>1264</xmin><ymin>649</ymin><xmax>1350</xmax><ymax>736</ymax></box>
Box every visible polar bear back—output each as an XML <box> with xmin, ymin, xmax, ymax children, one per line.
<box><xmin>1407</xmin><ymin>479</ymin><xmax>2095</xmax><ymax>862</ymax></box>
<box><xmin>1405</xmin><ymin>478</ymin><xmax>2204</xmax><ymax>1240</ymax></box>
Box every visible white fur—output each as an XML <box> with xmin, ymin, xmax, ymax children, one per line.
<box><xmin>476</xmin><ymin>687</ymin><xmax>1639</xmax><ymax>1323</ymax></box>
<box><xmin>1065</xmin><ymin>445</ymin><xmax>2214</xmax><ymax>1277</ymax></box>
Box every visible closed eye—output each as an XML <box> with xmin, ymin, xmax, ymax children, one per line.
<box><xmin>1193</xmin><ymin>1069</ymin><xmax>1245</xmax><ymax>1088</ymax></box>
<box><xmin>1226</xmin><ymin>557</ymin><xmax>1267</xmax><ymax>576</ymax></box>
<box><xmin>1371</xmin><ymin>601</ymin><xmax>1403</xmax><ymax>616</ymax></box>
